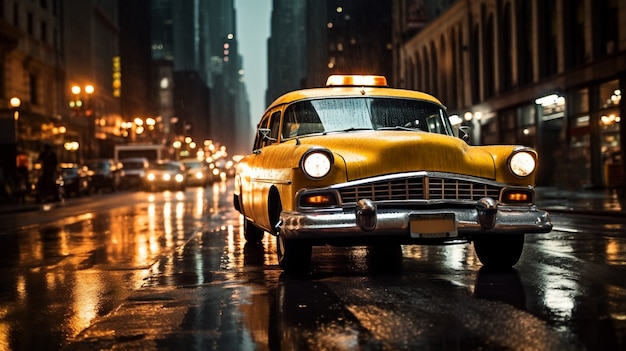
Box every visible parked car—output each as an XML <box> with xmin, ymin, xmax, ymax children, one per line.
<box><xmin>58</xmin><ymin>162</ymin><xmax>91</xmax><ymax>197</ymax></box>
<box><xmin>144</xmin><ymin>160</ymin><xmax>187</xmax><ymax>191</ymax></box>
<box><xmin>234</xmin><ymin>74</ymin><xmax>553</xmax><ymax>273</ymax></box>
<box><xmin>119</xmin><ymin>157</ymin><xmax>150</xmax><ymax>190</ymax></box>
<box><xmin>180</xmin><ymin>158</ymin><xmax>209</xmax><ymax>187</ymax></box>
<box><xmin>85</xmin><ymin>158</ymin><xmax>123</xmax><ymax>193</ymax></box>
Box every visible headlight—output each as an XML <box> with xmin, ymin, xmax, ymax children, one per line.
<box><xmin>175</xmin><ymin>174</ymin><xmax>185</xmax><ymax>183</ymax></box>
<box><xmin>301</xmin><ymin>149</ymin><xmax>333</xmax><ymax>179</ymax></box>
<box><xmin>509</xmin><ymin>151</ymin><xmax>536</xmax><ymax>177</ymax></box>
<box><xmin>163</xmin><ymin>174</ymin><xmax>171</xmax><ymax>181</ymax></box>
<box><xmin>147</xmin><ymin>173</ymin><xmax>155</xmax><ymax>181</ymax></box>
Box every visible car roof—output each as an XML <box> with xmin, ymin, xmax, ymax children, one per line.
<box><xmin>265</xmin><ymin>86</ymin><xmax>445</xmax><ymax>113</ymax></box>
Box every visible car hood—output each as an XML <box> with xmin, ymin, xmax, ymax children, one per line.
<box><xmin>301</xmin><ymin>131</ymin><xmax>496</xmax><ymax>180</ymax></box>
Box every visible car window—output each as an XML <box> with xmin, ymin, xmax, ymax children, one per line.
<box><xmin>282</xmin><ymin>97</ymin><xmax>452</xmax><ymax>137</ymax></box>
<box><xmin>257</xmin><ymin>110</ymin><xmax>281</xmax><ymax>149</ymax></box>
<box><xmin>282</xmin><ymin>100</ymin><xmax>325</xmax><ymax>138</ymax></box>
<box><xmin>122</xmin><ymin>161</ymin><xmax>146</xmax><ymax>169</ymax></box>
<box><xmin>268</xmin><ymin>111</ymin><xmax>281</xmax><ymax>142</ymax></box>
<box><xmin>183</xmin><ymin>161</ymin><xmax>203</xmax><ymax>168</ymax></box>
<box><xmin>253</xmin><ymin>113</ymin><xmax>271</xmax><ymax>150</ymax></box>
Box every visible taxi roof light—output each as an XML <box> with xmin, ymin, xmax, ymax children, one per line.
<box><xmin>326</xmin><ymin>75</ymin><xmax>388</xmax><ymax>87</ymax></box>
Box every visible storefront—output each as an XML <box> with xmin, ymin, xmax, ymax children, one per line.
<box><xmin>475</xmin><ymin>77</ymin><xmax>622</xmax><ymax>189</ymax></box>
<box><xmin>568</xmin><ymin>80</ymin><xmax>622</xmax><ymax>188</ymax></box>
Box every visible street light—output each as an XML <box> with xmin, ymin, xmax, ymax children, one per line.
<box><xmin>10</xmin><ymin>97</ymin><xmax>21</xmax><ymax>118</ymax></box>
<box><xmin>10</xmin><ymin>97</ymin><xmax>21</xmax><ymax>145</ymax></box>
<box><xmin>70</xmin><ymin>84</ymin><xmax>96</xmax><ymax>158</ymax></box>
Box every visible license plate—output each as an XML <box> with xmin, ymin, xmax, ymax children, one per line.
<box><xmin>410</xmin><ymin>213</ymin><xmax>457</xmax><ymax>238</ymax></box>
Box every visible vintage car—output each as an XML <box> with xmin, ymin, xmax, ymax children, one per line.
<box><xmin>233</xmin><ymin>75</ymin><xmax>553</xmax><ymax>273</ymax></box>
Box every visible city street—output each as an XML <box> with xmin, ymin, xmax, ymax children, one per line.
<box><xmin>0</xmin><ymin>180</ymin><xmax>625</xmax><ymax>350</ymax></box>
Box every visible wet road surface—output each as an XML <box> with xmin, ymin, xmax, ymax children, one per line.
<box><xmin>0</xmin><ymin>180</ymin><xmax>625</xmax><ymax>350</ymax></box>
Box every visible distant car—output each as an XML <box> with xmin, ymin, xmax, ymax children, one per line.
<box><xmin>58</xmin><ymin>162</ymin><xmax>91</xmax><ymax>197</ymax></box>
<box><xmin>144</xmin><ymin>160</ymin><xmax>187</xmax><ymax>191</ymax></box>
<box><xmin>234</xmin><ymin>74</ymin><xmax>553</xmax><ymax>273</ymax></box>
<box><xmin>180</xmin><ymin>158</ymin><xmax>209</xmax><ymax>187</ymax></box>
<box><xmin>207</xmin><ymin>161</ymin><xmax>225</xmax><ymax>182</ymax></box>
<box><xmin>120</xmin><ymin>157</ymin><xmax>150</xmax><ymax>190</ymax></box>
<box><xmin>85</xmin><ymin>158</ymin><xmax>123</xmax><ymax>193</ymax></box>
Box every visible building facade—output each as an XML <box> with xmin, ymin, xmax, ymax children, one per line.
<box><xmin>305</xmin><ymin>0</ymin><xmax>393</xmax><ymax>88</ymax></box>
<box><xmin>63</xmin><ymin>0</ymin><xmax>123</xmax><ymax>159</ymax></box>
<box><xmin>266</xmin><ymin>0</ymin><xmax>307</xmax><ymax>105</ymax></box>
<box><xmin>267</xmin><ymin>0</ymin><xmax>393</xmax><ymax>103</ymax></box>
<box><xmin>0</xmin><ymin>0</ymin><xmax>65</xmax><ymax>182</ymax></box>
<box><xmin>152</xmin><ymin>0</ymin><xmax>250</xmax><ymax>156</ymax></box>
<box><xmin>394</xmin><ymin>0</ymin><xmax>625</xmax><ymax>189</ymax></box>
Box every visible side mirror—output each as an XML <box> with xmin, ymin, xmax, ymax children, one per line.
<box><xmin>258</xmin><ymin>128</ymin><xmax>276</xmax><ymax>142</ymax></box>
<box><xmin>459</xmin><ymin>126</ymin><xmax>471</xmax><ymax>143</ymax></box>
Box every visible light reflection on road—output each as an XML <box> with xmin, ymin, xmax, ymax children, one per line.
<box><xmin>0</xmin><ymin>184</ymin><xmax>220</xmax><ymax>350</ymax></box>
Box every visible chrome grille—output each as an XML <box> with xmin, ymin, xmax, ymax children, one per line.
<box><xmin>338</xmin><ymin>176</ymin><xmax>501</xmax><ymax>204</ymax></box>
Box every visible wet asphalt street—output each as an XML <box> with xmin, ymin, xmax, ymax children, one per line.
<box><xmin>0</xmin><ymin>180</ymin><xmax>625</xmax><ymax>350</ymax></box>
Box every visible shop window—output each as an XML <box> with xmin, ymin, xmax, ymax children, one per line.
<box><xmin>597</xmin><ymin>80</ymin><xmax>621</xmax><ymax>109</ymax></box>
<box><xmin>596</xmin><ymin>80</ymin><xmax>622</xmax><ymax>187</ymax></box>
<box><xmin>570</xmin><ymin>88</ymin><xmax>589</xmax><ymax>115</ymax></box>
<box><xmin>573</xmin><ymin>115</ymin><xmax>590</xmax><ymax>127</ymax></box>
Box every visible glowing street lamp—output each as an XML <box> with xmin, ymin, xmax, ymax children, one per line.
<box><xmin>9</xmin><ymin>97</ymin><xmax>20</xmax><ymax>121</ymax></box>
<box><xmin>70</xmin><ymin>84</ymin><xmax>96</xmax><ymax>157</ymax></box>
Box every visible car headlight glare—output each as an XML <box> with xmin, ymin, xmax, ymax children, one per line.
<box><xmin>301</xmin><ymin>150</ymin><xmax>333</xmax><ymax>179</ymax></box>
<box><xmin>509</xmin><ymin>151</ymin><xmax>536</xmax><ymax>177</ymax></box>
<box><xmin>175</xmin><ymin>174</ymin><xmax>184</xmax><ymax>182</ymax></box>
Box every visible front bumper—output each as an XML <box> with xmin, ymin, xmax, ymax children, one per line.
<box><xmin>278</xmin><ymin>198</ymin><xmax>552</xmax><ymax>241</ymax></box>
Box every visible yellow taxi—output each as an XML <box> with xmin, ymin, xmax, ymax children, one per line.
<box><xmin>234</xmin><ymin>75</ymin><xmax>552</xmax><ymax>273</ymax></box>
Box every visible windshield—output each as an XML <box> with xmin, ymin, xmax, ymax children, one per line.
<box><xmin>281</xmin><ymin>97</ymin><xmax>452</xmax><ymax>139</ymax></box>
<box><xmin>122</xmin><ymin>161</ymin><xmax>146</xmax><ymax>170</ymax></box>
<box><xmin>151</xmin><ymin>163</ymin><xmax>181</xmax><ymax>171</ymax></box>
<box><xmin>182</xmin><ymin>161</ymin><xmax>203</xmax><ymax>169</ymax></box>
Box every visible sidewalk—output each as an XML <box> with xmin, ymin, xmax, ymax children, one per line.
<box><xmin>1</xmin><ymin>187</ymin><xmax>625</xmax><ymax>217</ymax></box>
<box><xmin>535</xmin><ymin>186</ymin><xmax>626</xmax><ymax>217</ymax></box>
<box><xmin>0</xmin><ymin>195</ymin><xmax>57</xmax><ymax>214</ymax></box>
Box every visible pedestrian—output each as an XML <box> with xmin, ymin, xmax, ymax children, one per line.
<box><xmin>37</xmin><ymin>143</ymin><xmax>59</xmax><ymax>202</ymax></box>
<box><xmin>15</xmin><ymin>149</ymin><xmax>29</xmax><ymax>203</ymax></box>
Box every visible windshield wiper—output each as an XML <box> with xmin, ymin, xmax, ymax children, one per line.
<box><xmin>323</xmin><ymin>127</ymin><xmax>372</xmax><ymax>135</ymax></box>
<box><xmin>376</xmin><ymin>126</ymin><xmax>421</xmax><ymax>131</ymax></box>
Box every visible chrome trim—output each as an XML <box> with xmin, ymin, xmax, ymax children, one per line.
<box><xmin>279</xmin><ymin>203</ymin><xmax>552</xmax><ymax>240</ymax></box>
<box><xmin>252</xmin><ymin>177</ymin><xmax>291</xmax><ymax>185</ymax></box>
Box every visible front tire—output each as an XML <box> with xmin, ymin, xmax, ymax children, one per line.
<box><xmin>243</xmin><ymin>218</ymin><xmax>265</xmax><ymax>243</ymax></box>
<box><xmin>473</xmin><ymin>234</ymin><xmax>525</xmax><ymax>268</ymax></box>
<box><xmin>277</xmin><ymin>234</ymin><xmax>311</xmax><ymax>274</ymax></box>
